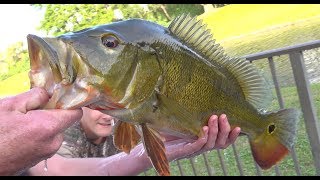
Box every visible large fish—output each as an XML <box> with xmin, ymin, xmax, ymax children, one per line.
<box><xmin>27</xmin><ymin>14</ymin><xmax>299</xmax><ymax>176</ymax></box>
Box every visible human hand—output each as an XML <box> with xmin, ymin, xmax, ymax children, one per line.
<box><xmin>164</xmin><ymin>114</ymin><xmax>241</xmax><ymax>161</ymax></box>
<box><xmin>0</xmin><ymin>87</ymin><xmax>83</xmax><ymax>175</ymax></box>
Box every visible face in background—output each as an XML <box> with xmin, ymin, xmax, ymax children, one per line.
<box><xmin>80</xmin><ymin>107</ymin><xmax>116</xmax><ymax>140</ymax></box>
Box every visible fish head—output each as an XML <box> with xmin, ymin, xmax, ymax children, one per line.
<box><xmin>27</xmin><ymin>19</ymin><xmax>165</xmax><ymax>110</ymax></box>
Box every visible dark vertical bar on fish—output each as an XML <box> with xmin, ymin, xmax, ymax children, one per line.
<box><xmin>232</xmin><ymin>143</ymin><xmax>244</xmax><ymax>176</ymax></box>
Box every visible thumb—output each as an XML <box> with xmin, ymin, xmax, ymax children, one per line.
<box><xmin>28</xmin><ymin>108</ymin><xmax>83</xmax><ymax>134</ymax></box>
<box><xmin>0</xmin><ymin>87</ymin><xmax>49</xmax><ymax>113</ymax></box>
<box><xmin>47</xmin><ymin>109</ymin><xmax>83</xmax><ymax>133</ymax></box>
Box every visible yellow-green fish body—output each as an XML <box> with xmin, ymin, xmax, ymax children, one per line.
<box><xmin>27</xmin><ymin>14</ymin><xmax>299</xmax><ymax>176</ymax></box>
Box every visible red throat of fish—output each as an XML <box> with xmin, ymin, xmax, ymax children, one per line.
<box><xmin>250</xmin><ymin>135</ymin><xmax>289</xmax><ymax>169</ymax></box>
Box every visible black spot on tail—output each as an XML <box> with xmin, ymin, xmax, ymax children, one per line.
<box><xmin>268</xmin><ymin>123</ymin><xmax>276</xmax><ymax>134</ymax></box>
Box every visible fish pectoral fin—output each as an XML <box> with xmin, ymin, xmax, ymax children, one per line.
<box><xmin>101</xmin><ymin>97</ymin><xmax>154</xmax><ymax>123</ymax></box>
<box><xmin>141</xmin><ymin>123</ymin><xmax>170</xmax><ymax>176</ymax></box>
<box><xmin>113</xmin><ymin>121</ymin><xmax>141</xmax><ymax>154</ymax></box>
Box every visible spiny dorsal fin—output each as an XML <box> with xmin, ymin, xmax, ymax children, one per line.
<box><xmin>168</xmin><ymin>14</ymin><xmax>271</xmax><ymax>109</ymax></box>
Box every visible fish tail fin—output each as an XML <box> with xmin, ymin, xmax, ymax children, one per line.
<box><xmin>249</xmin><ymin>108</ymin><xmax>299</xmax><ymax>169</ymax></box>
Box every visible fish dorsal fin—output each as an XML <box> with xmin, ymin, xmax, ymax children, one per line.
<box><xmin>168</xmin><ymin>14</ymin><xmax>271</xmax><ymax>109</ymax></box>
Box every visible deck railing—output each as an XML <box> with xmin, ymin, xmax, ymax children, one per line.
<box><xmin>243</xmin><ymin>40</ymin><xmax>320</xmax><ymax>176</ymax></box>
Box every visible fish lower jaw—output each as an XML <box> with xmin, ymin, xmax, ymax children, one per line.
<box><xmin>42</xmin><ymin>79</ymin><xmax>99</xmax><ymax>109</ymax></box>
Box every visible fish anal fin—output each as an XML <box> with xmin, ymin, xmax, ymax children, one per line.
<box><xmin>141</xmin><ymin>123</ymin><xmax>170</xmax><ymax>176</ymax></box>
<box><xmin>113</xmin><ymin>121</ymin><xmax>141</xmax><ymax>154</ymax></box>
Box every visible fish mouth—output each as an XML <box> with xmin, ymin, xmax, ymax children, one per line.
<box><xmin>27</xmin><ymin>34</ymin><xmax>63</xmax><ymax>95</ymax></box>
<box><xmin>27</xmin><ymin>34</ymin><xmax>102</xmax><ymax>109</ymax></box>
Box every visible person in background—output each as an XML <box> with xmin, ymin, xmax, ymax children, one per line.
<box><xmin>27</xmin><ymin>107</ymin><xmax>241</xmax><ymax>176</ymax></box>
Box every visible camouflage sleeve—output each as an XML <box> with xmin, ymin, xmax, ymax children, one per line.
<box><xmin>56</xmin><ymin>141</ymin><xmax>77</xmax><ymax>158</ymax></box>
<box><xmin>56</xmin><ymin>122</ymin><xmax>82</xmax><ymax>158</ymax></box>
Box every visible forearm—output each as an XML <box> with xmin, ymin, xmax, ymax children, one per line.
<box><xmin>100</xmin><ymin>145</ymin><xmax>152</xmax><ymax>176</ymax></box>
<box><xmin>27</xmin><ymin>144</ymin><xmax>153</xmax><ymax>176</ymax></box>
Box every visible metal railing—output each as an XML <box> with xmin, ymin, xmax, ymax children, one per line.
<box><xmin>142</xmin><ymin>40</ymin><xmax>320</xmax><ymax>176</ymax></box>
<box><xmin>243</xmin><ymin>40</ymin><xmax>320</xmax><ymax>176</ymax></box>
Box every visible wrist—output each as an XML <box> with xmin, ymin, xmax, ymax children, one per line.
<box><xmin>130</xmin><ymin>144</ymin><xmax>153</xmax><ymax>169</ymax></box>
<box><xmin>101</xmin><ymin>143</ymin><xmax>153</xmax><ymax>176</ymax></box>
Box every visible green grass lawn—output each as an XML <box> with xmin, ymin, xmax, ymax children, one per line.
<box><xmin>222</xmin><ymin>17</ymin><xmax>320</xmax><ymax>57</ymax></box>
<box><xmin>199</xmin><ymin>4</ymin><xmax>320</xmax><ymax>42</ymax></box>
<box><xmin>197</xmin><ymin>4</ymin><xmax>320</xmax><ymax>58</ymax></box>
<box><xmin>0</xmin><ymin>71</ymin><xmax>30</xmax><ymax>98</ymax></box>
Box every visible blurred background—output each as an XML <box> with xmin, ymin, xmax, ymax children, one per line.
<box><xmin>0</xmin><ymin>4</ymin><xmax>319</xmax><ymax>176</ymax></box>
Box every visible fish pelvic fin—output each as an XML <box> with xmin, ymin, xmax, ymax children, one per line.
<box><xmin>141</xmin><ymin>123</ymin><xmax>170</xmax><ymax>176</ymax></box>
<box><xmin>113</xmin><ymin>121</ymin><xmax>141</xmax><ymax>154</ymax></box>
<box><xmin>249</xmin><ymin>108</ymin><xmax>299</xmax><ymax>169</ymax></box>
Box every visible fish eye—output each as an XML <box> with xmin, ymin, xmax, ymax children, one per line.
<box><xmin>267</xmin><ymin>123</ymin><xmax>276</xmax><ymax>134</ymax></box>
<box><xmin>102</xmin><ymin>35</ymin><xmax>119</xmax><ymax>48</ymax></box>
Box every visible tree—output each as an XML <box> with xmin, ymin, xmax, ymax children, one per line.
<box><xmin>35</xmin><ymin>4</ymin><xmax>114</xmax><ymax>36</ymax></box>
<box><xmin>0</xmin><ymin>42</ymin><xmax>30</xmax><ymax>80</ymax></box>
<box><xmin>4</xmin><ymin>42</ymin><xmax>28</xmax><ymax>64</ymax></box>
<box><xmin>34</xmin><ymin>4</ymin><xmax>204</xmax><ymax>36</ymax></box>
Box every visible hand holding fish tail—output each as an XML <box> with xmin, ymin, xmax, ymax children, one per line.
<box><xmin>164</xmin><ymin>114</ymin><xmax>241</xmax><ymax>161</ymax></box>
<box><xmin>213</xmin><ymin>114</ymin><xmax>241</xmax><ymax>149</ymax></box>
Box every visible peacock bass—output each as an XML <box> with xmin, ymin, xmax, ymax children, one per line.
<box><xmin>27</xmin><ymin>14</ymin><xmax>299</xmax><ymax>176</ymax></box>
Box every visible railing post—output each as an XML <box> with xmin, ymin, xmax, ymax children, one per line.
<box><xmin>268</xmin><ymin>57</ymin><xmax>285</xmax><ymax>108</ymax></box>
<box><xmin>176</xmin><ymin>160</ymin><xmax>185</xmax><ymax>176</ymax></box>
<box><xmin>289</xmin><ymin>51</ymin><xmax>320</xmax><ymax>175</ymax></box>
<box><xmin>268</xmin><ymin>56</ymin><xmax>302</xmax><ymax>175</ymax></box>
<box><xmin>231</xmin><ymin>143</ymin><xmax>244</xmax><ymax>175</ymax></box>
<box><xmin>202</xmin><ymin>152</ymin><xmax>215</xmax><ymax>176</ymax></box>
<box><xmin>217</xmin><ymin>150</ymin><xmax>228</xmax><ymax>176</ymax></box>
